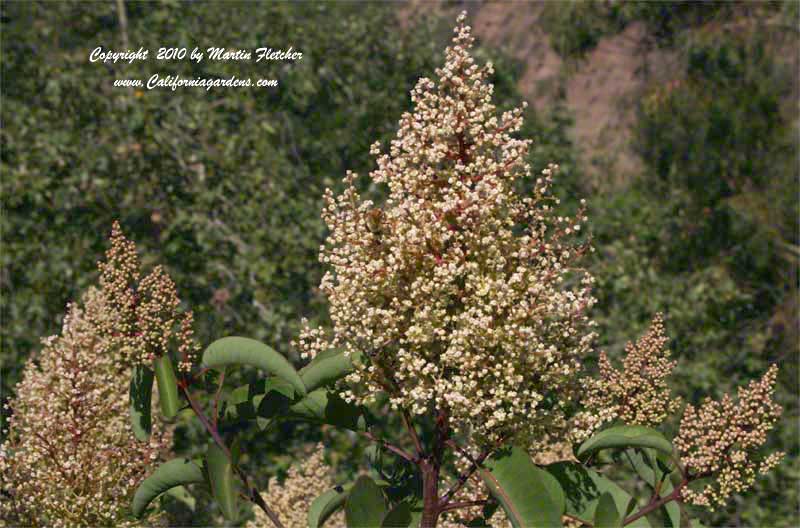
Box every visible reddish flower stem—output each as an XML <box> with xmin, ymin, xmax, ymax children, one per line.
<box><xmin>179</xmin><ymin>383</ymin><xmax>285</xmax><ymax>528</ymax></box>
<box><xmin>440</xmin><ymin>440</ymin><xmax>492</xmax><ymax>504</ymax></box>
<box><xmin>622</xmin><ymin>480</ymin><xmax>686</xmax><ymax>526</ymax></box>
<box><xmin>402</xmin><ymin>408</ymin><xmax>424</xmax><ymax>460</ymax></box>
<box><xmin>440</xmin><ymin>499</ymin><xmax>488</xmax><ymax>513</ymax></box>
<box><xmin>359</xmin><ymin>430</ymin><xmax>416</xmax><ymax>463</ymax></box>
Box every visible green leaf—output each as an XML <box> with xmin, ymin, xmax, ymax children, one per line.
<box><xmin>626</xmin><ymin>449</ymin><xmax>680</xmax><ymax>528</ymax></box>
<box><xmin>154</xmin><ymin>354</ymin><xmax>180</xmax><ymax>419</ymax></box>
<box><xmin>365</xmin><ymin>444</ymin><xmax>382</xmax><ymax>471</ymax></box>
<box><xmin>203</xmin><ymin>336</ymin><xmax>306</xmax><ymax>396</ymax></box>
<box><xmin>626</xmin><ymin>449</ymin><xmax>658</xmax><ymax>488</ymax></box>
<box><xmin>409</xmin><ymin>505</ymin><xmax>423</xmax><ymax>528</ymax></box>
<box><xmin>299</xmin><ymin>348</ymin><xmax>359</xmax><ymax>392</ymax></box>
<box><xmin>206</xmin><ymin>443</ymin><xmax>238</xmax><ymax>521</ymax></box>
<box><xmin>308</xmin><ymin>487</ymin><xmax>348</xmax><ymax>528</ymax></box>
<box><xmin>345</xmin><ymin>476</ymin><xmax>387</xmax><ymax>527</ymax></box>
<box><xmin>577</xmin><ymin>426</ymin><xmax>673</xmax><ymax>460</ymax></box>
<box><xmin>479</xmin><ymin>445</ymin><xmax>564</xmax><ymax>528</ymax></box>
<box><xmin>222</xmin><ymin>378</ymin><xmax>297</xmax><ymax>424</ymax></box>
<box><xmin>132</xmin><ymin>458</ymin><xmax>204</xmax><ymax>518</ymax></box>
<box><xmin>659</xmin><ymin>479</ymin><xmax>681</xmax><ymax>528</ymax></box>
<box><xmin>655</xmin><ymin>452</ymin><xmax>675</xmax><ymax>475</ymax></box>
<box><xmin>230</xmin><ymin>437</ymin><xmax>242</xmax><ymax>467</ymax></box>
<box><xmin>164</xmin><ymin>485</ymin><xmax>196</xmax><ymax>512</ymax></box>
<box><xmin>594</xmin><ymin>492</ymin><xmax>621</xmax><ymax>527</ymax></box>
<box><xmin>288</xmin><ymin>388</ymin><xmax>367</xmax><ymax>431</ymax></box>
<box><xmin>623</xmin><ymin>496</ymin><xmax>638</xmax><ymax>518</ymax></box>
<box><xmin>382</xmin><ymin>501</ymin><xmax>414</xmax><ymax>527</ymax></box>
<box><xmin>544</xmin><ymin>462</ymin><xmax>651</xmax><ymax>527</ymax></box>
<box><xmin>130</xmin><ymin>364</ymin><xmax>154</xmax><ymax>441</ymax></box>
<box><xmin>222</xmin><ymin>383</ymin><xmax>258</xmax><ymax>423</ymax></box>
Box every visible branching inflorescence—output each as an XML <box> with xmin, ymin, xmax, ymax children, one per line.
<box><xmin>92</xmin><ymin>222</ymin><xmax>199</xmax><ymax>371</ymax></box>
<box><xmin>298</xmin><ymin>11</ymin><xmax>597</xmax><ymax>452</ymax></box>
<box><xmin>675</xmin><ymin>365</ymin><xmax>783</xmax><ymax>510</ymax></box>
<box><xmin>0</xmin><ymin>223</ymin><xmax>203</xmax><ymax>526</ymax></box>
<box><xmin>290</xmin><ymin>14</ymin><xmax>785</xmax><ymax>526</ymax></box>
<box><xmin>583</xmin><ymin>313</ymin><xmax>682</xmax><ymax>429</ymax></box>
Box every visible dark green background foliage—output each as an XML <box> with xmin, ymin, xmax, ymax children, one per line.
<box><xmin>562</xmin><ymin>3</ymin><xmax>799</xmax><ymax>526</ymax></box>
<box><xmin>1</xmin><ymin>1</ymin><xmax>797</xmax><ymax>526</ymax></box>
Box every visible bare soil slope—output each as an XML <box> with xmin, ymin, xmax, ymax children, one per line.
<box><xmin>402</xmin><ymin>1</ymin><xmax>680</xmax><ymax>186</ymax></box>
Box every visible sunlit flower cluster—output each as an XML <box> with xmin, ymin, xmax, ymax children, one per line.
<box><xmin>297</xmin><ymin>12</ymin><xmax>597</xmax><ymax>449</ymax></box>
<box><xmin>583</xmin><ymin>313</ymin><xmax>681</xmax><ymax>428</ymax></box>
<box><xmin>675</xmin><ymin>365</ymin><xmax>783</xmax><ymax>510</ymax></box>
<box><xmin>92</xmin><ymin>221</ymin><xmax>199</xmax><ymax>371</ymax></box>
<box><xmin>0</xmin><ymin>287</ymin><xmax>172</xmax><ymax>527</ymax></box>
<box><xmin>247</xmin><ymin>444</ymin><xmax>344</xmax><ymax>528</ymax></box>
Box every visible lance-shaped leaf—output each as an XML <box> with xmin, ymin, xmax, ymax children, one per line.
<box><xmin>299</xmin><ymin>348</ymin><xmax>359</xmax><ymax>392</ymax></box>
<box><xmin>479</xmin><ymin>445</ymin><xmax>565</xmax><ymax>528</ymax></box>
<box><xmin>594</xmin><ymin>492</ymin><xmax>621</xmax><ymax>527</ymax></box>
<box><xmin>382</xmin><ymin>501</ymin><xmax>414</xmax><ymax>527</ymax></box>
<box><xmin>222</xmin><ymin>378</ymin><xmax>296</xmax><ymax>424</ymax></box>
<box><xmin>206</xmin><ymin>443</ymin><xmax>238</xmax><ymax>521</ymax></box>
<box><xmin>407</xmin><ymin>503</ymin><xmax>424</xmax><ymax>528</ymax></box>
<box><xmin>626</xmin><ymin>449</ymin><xmax>680</xmax><ymax>527</ymax></box>
<box><xmin>577</xmin><ymin>425</ymin><xmax>673</xmax><ymax>460</ymax></box>
<box><xmin>307</xmin><ymin>482</ymin><xmax>398</xmax><ymax>527</ymax></box>
<box><xmin>288</xmin><ymin>388</ymin><xmax>367</xmax><ymax>431</ymax></box>
<box><xmin>345</xmin><ymin>476</ymin><xmax>387</xmax><ymax>527</ymax></box>
<box><xmin>308</xmin><ymin>486</ymin><xmax>348</xmax><ymax>528</ymax></box>
<box><xmin>165</xmin><ymin>485</ymin><xmax>196</xmax><ymax>512</ymax></box>
<box><xmin>154</xmin><ymin>354</ymin><xmax>180</xmax><ymax>419</ymax></box>
<box><xmin>544</xmin><ymin>462</ymin><xmax>651</xmax><ymax>527</ymax></box>
<box><xmin>132</xmin><ymin>458</ymin><xmax>204</xmax><ymax>518</ymax></box>
<box><xmin>203</xmin><ymin>336</ymin><xmax>306</xmax><ymax>396</ymax></box>
<box><xmin>130</xmin><ymin>364</ymin><xmax>154</xmax><ymax>441</ymax></box>
<box><xmin>626</xmin><ymin>449</ymin><xmax>658</xmax><ymax>488</ymax></box>
<box><xmin>659</xmin><ymin>479</ymin><xmax>681</xmax><ymax>528</ymax></box>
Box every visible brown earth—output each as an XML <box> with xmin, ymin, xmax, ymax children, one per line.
<box><xmin>401</xmin><ymin>1</ymin><xmax>796</xmax><ymax>192</ymax></box>
<box><xmin>401</xmin><ymin>1</ymin><xmax>682</xmax><ymax>188</ymax></box>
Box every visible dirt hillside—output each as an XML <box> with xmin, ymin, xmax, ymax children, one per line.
<box><xmin>402</xmin><ymin>1</ymin><xmax>680</xmax><ymax>187</ymax></box>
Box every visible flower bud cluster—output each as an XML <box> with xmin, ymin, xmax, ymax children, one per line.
<box><xmin>582</xmin><ymin>314</ymin><xmax>681</xmax><ymax>428</ymax></box>
<box><xmin>0</xmin><ymin>288</ymin><xmax>172</xmax><ymax>526</ymax></box>
<box><xmin>93</xmin><ymin>221</ymin><xmax>199</xmax><ymax>370</ymax></box>
<box><xmin>246</xmin><ymin>444</ymin><xmax>344</xmax><ymax>528</ymax></box>
<box><xmin>675</xmin><ymin>365</ymin><xmax>783</xmax><ymax>510</ymax></box>
<box><xmin>298</xmin><ymin>12</ymin><xmax>597</xmax><ymax>449</ymax></box>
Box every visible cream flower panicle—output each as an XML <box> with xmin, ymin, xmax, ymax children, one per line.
<box><xmin>0</xmin><ymin>223</ymin><xmax>198</xmax><ymax>526</ymax></box>
<box><xmin>296</xmin><ymin>12</ymin><xmax>597</xmax><ymax>450</ymax></box>
<box><xmin>583</xmin><ymin>313</ymin><xmax>681</xmax><ymax>428</ymax></box>
<box><xmin>92</xmin><ymin>221</ymin><xmax>199</xmax><ymax>370</ymax></box>
<box><xmin>675</xmin><ymin>365</ymin><xmax>783</xmax><ymax>510</ymax></box>
<box><xmin>0</xmin><ymin>288</ymin><xmax>173</xmax><ymax>527</ymax></box>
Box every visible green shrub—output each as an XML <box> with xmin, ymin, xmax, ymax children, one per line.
<box><xmin>543</xmin><ymin>1</ymin><xmax>779</xmax><ymax>60</ymax></box>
